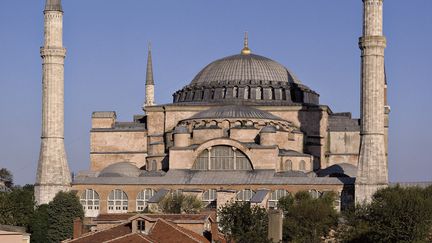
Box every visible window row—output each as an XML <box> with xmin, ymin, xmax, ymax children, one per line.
<box><xmin>280</xmin><ymin>159</ymin><xmax>313</xmax><ymax>172</ymax></box>
<box><xmin>80</xmin><ymin>188</ymin><xmax>328</xmax><ymax>216</ymax></box>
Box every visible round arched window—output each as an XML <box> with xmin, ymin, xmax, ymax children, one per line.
<box><xmin>80</xmin><ymin>189</ymin><xmax>100</xmax><ymax>217</ymax></box>
<box><xmin>202</xmin><ymin>189</ymin><xmax>217</xmax><ymax>207</ymax></box>
<box><xmin>299</xmin><ymin>160</ymin><xmax>306</xmax><ymax>171</ymax></box>
<box><xmin>108</xmin><ymin>189</ymin><xmax>128</xmax><ymax>213</ymax></box>
<box><xmin>193</xmin><ymin>146</ymin><xmax>252</xmax><ymax>170</ymax></box>
<box><xmin>309</xmin><ymin>189</ymin><xmax>322</xmax><ymax>199</ymax></box>
<box><xmin>136</xmin><ymin>189</ymin><xmax>155</xmax><ymax>211</ymax></box>
<box><xmin>281</xmin><ymin>160</ymin><xmax>292</xmax><ymax>171</ymax></box>
<box><xmin>268</xmin><ymin>190</ymin><xmax>289</xmax><ymax>209</ymax></box>
<box><xmin>236</xmin><ymin>189</ymin><xmax>255</xmax><ymax>202</ymax></box>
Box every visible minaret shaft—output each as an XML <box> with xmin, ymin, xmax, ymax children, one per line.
<box><xmin>35</xmin><ymin>1</ymin><xmax>71</xmax><ymax>205</ymax></box>
<box><xmin>356</xmin><ymin>0</ymin><xmax>388</xmax><ymax>204</ymax></box>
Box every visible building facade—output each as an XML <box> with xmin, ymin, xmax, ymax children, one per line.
<box><xmin>35</xmin><ymin>1</ymin><xmax>389</xmax><ymax>215</ymax></box>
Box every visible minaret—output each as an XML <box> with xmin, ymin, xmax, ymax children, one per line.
<box><xmin>143</xmin><ymin>43</ymin><xmax>155</xmax><ymax>107</ymax></box>
<box><xmin>355</xmin><ymin>0</ymin><xmax>388</xmax><ymax>204</ymax></box>
<box><xmin>35</xmin><ymin>0</ymin><xmax>71</xmax><ymax>205</ymax></box>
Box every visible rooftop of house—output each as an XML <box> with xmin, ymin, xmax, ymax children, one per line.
<box><xmin>64</xmin><ymin>214</ymin><xmax>214</xmax><ymax>243</ymax></box>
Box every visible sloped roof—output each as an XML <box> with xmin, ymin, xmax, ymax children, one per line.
<box><xmin>65</xmin><ymin>223</ymin><xmax>132</xmax><ymax>243</ymax></box>
<box><xmin>105</xmin><ymin>233</ymin><xmax>154</xmax><ymax>243</ymax></box>
<box><xmin>149</xmin><ymin>218</ymin><xmax>209</xmax><ymax>243</ymax></box>
<box><xmin>74</xmin><ymin>169</ymin><xmax>354</xmax><ymax>185</ymax></box>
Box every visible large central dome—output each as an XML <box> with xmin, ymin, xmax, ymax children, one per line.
<box><xmin>191</xmin><ymin>54</ymin><xmax>301</xmax><ymax>85</ymax></box>
<box><xmin>172</xmin><ymin>45</ymin><xmax>319</xmax><ymax>106</ymax></box>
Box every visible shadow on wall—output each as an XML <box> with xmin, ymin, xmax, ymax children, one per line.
<box><xmin>297</xmin><ymin>105</ymin><xmax>323</xmax><ymax>171</ymax></box>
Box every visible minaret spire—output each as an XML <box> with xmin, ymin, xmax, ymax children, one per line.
<box><xmin>241</xmin><ymin>32</ymin><xmax>251</xmax><ymax>55</ymax></box>
<box><xmin>144</xmin><ymin>42</ymin><xmax>155</xmax><ymax>107</ymax></box>
<box><xmin>146</xmin><ymin>42</ymin><xmax>154</xmax><ymax>85</ymax></box>
<box><xmin>35</xmin><ymin>0</ymin><xmax>71</xmax><ymax>205</ymax></box>
<box><xmin>355</xmin><ymin>0</ymin><xmax>388</xmax><ymax>204</ymax></box>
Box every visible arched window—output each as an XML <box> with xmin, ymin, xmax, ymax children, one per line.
<box><xmin>299</xmin><ymin>160</ymin><xmax>306</xmax><ymax>171</ymax></box>
<box><xmin>222</xmin><ymin>87</ymin><xmax>227</xmax><ymax>99</ymax></box>
<box><xmin>192</xmin><ymin>146</ymin><xmax>252</xmax><ymax>170</ymax></box>
<box><xmin>244</xmin><ymin>86</ymin><xmax>250</xmax><ymax>99</ymax></box>
<box><xmin>202</xmin><ymin>189</ymin><xmax>217</xmax><ymax>207</ymax></box>
<box><xmin>108</xmin><ymin>189</ymin><xmax>128</xmax><ymax>213</ymax></box>
<box><xmin>268</xmin><ymin>190</ymin><xmax>289</xmax><ymax>209</ymax></box>
<box><xmin>309</xmin><ymin>189</ymin><xmax>322</xmax><ymax>199</ymax></box>
<box><xmin>281</xmin><ymin>160</ymin><xmax>292</xmax><ymax>171</ymax></box>
<box><xmin>172</xmin><ymin>189</ymin><xmax>183</xmax><ymax>197</ymax></box>
<box><xmin>236</xmin><ymin>189</ymin><xmax>255</xmax><ymax>202</ymax></box>
<box><xmin>233</xmin><ymin>86</ymin><xmax>238</xmax><ymax>98</ymax></box>
<box><xmin>80</xmin><ymin>189</ymin><xmax>100</xmax><ymax>217</ymax></box>
<box><xmin>136</xmin><ymin>189</ymin><xmax>155</xmax><ymax>211</ymax></box>
<box><xmin>256</xmin><ymin>87</ymin><xmax>262</xmax><ymax>100</ymax></box>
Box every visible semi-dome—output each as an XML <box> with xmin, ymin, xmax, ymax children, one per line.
<box><xmin>99</xmin><ymin>162</ymin><xmax>140</xmax><ymax>177</ymax></box>
<box><xmin>191</xmin><ymin>54</ymin><xmax>301</xmax><ymax>85</ymax></box>
<box><xmin>189</xmin><ymin>105</ymin><xmax>283</xmax><ymax>121</ymax></box>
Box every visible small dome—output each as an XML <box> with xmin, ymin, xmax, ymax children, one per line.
<box><xmin>99</xmin><ymin>162</ymin><xmax>140</xmax><ymax>177</ymax></box>
<box><xmin>189</xmin><ymin>105</ymin><xmax>283</xmax><ymax>121</ymax></box>
<box><xmin>191</xmin><ymin>54</ymin><xmax>300</xmax><ymax>85</ymax></box>
<box><xmin>260</xmin><ymin>125</ymin><xmax>277</xmax><ymax>133</ymax></box>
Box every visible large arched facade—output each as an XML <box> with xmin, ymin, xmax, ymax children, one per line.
<box><xmin>192</xmin><ymin>145</ymin><xmax>253</xmax><ymax>170</ymax></box>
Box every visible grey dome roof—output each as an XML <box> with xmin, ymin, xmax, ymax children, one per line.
<box><xmin>191</xmin><ymin>54</ymin><xmax>300</xmax><ymax>85</ymax></box>
<box><xmin>189</xmin><ymin>105</ymin><xmax>283</xmax><ymax>121</ymax></box>
<box><xmin>99</xmin><ymin>162</ymin><xmax>140</xmax><ymax>177</ymax></box>
<box><xmin>260</xmin><ymin>125</ymin><xmax>277</xmax><ymax>133</ymax></box>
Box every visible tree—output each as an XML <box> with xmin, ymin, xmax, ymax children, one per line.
<box><xmin>46</xmin><ymin>191</ymin><xmax>84</xmax><ymax>243</ymax></box>
<box><xmin>339</xmin><ymin>185</ymin><xmax>432</xmax><ymax>243</ymax></box>
<box><xmin>0</xmin><ymin>184</ymin><xmax>35</xmax><ymax>228</ymax></box>
<box><xmin>0</xmin><ymin>168</ymin><xmax>13</xmax><ymax>188</ymax></box>
<box><xmin>218</xmin><ymin>201</ymin><xmax>270</xmax><ymax>243</ymax></box>
<box><xmin>278</xmin><ymin>191</ymin><xmax>338</xmax><ymax>243</ymax></box>
<box><xmin>158</xmin><ymin>193</ymin><xmax>203</xmax><ymax>214</ymax></box>
<box><xmin>30</xmin><ymin>204</ymin><xmax>49</xmax><ymax>243</ymax></box>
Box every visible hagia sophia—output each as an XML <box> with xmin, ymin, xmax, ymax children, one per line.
<box><xmin>35</xmin><ymin>0</ymin><xmax>389</xmax><ymax>218</ymax></box>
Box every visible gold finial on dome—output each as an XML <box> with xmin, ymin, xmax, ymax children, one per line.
<box><xmin>241</xmin><ymin>31</ymin><xmax>251</xmax><ymax>55</ymax></box>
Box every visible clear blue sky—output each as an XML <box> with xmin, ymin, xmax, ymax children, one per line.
<box><xmin>0</xmin><ymin>1</ymin><xmax>431</xmax><ymax>185</ymax></box>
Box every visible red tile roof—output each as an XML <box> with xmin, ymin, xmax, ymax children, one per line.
<box><xmin>67</xmin><ymin>213</ymin><xmax>213</xmax><ymax>243</ymax></box>
<box><xmin>95</xmin><ymin>213</ymin><xmax>135</xmax><ymax>222</ymax></box>
<box><xmin>64</xmin><ymin>223</ymin><xmax>132</xmax><ymax>243</ymax></box>
<box><xmin>105</xmin><ymin>233</ymin><xmax>154</xmax><ymax>243</ymax></box>
<box><xmin>148</xmin><ymin>218</ymin><xmax>210</xmax><ymax>243</ymax></box>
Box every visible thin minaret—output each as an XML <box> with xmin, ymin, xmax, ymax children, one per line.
<box><xmin>143</xmin><ymin>43</ymin><xmax>155</xmax><ymax>107</ymax></box>
<box><xmin>35</xmin><ymin>0</ymin><xmax>71</xmax><ymax>205</ymax></box>
<box><xmin>355</xmin><ymin>0</ymin><xmax>388</xmax><ymax>204</ymax></box>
